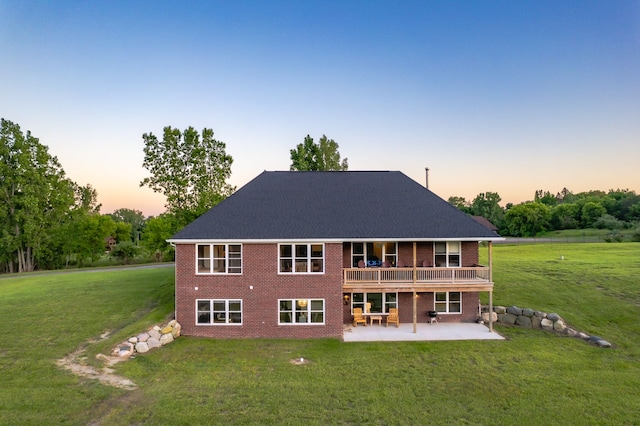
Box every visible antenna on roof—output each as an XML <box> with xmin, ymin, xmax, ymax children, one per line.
<box><xmin>425</xmin><ymin>167</ymin><xmax>430</xmax><ymax>189</ymax></box>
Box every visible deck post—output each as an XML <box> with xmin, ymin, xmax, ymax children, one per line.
<box><xmin>489</xmin><ymin>290</ymin><xmax>493</xmax><ymax>332</ymax></box>
<box><xmin>413</xmin><ymin>242</ymin><xmax>417</xmax><ymax>333</ymax></box>
<box><xmin>488</xmin><ymin>241</ymin><xmax>494</xmax><ymax>332</ymax></box>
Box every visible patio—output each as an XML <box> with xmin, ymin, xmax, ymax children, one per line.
<box><xmin>343</xmin><ymin>322</ymin><xmax>504</xmax><ymax>342</ymax></box>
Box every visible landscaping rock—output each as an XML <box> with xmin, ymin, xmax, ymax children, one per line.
<box><xmin>531</xmin><ymin>316</ymin><xmax>542</xmax><ymax>329</ymax></box>
<box><xmin>148</xmin><ymin>329</ymin><xmax>161</xmax><ymax>340</ymax></box>
<box><xmin>596</xmin><ymin>340</ymin><xmax>612</xmax><ymax>348</ymax></box>
<box><xmin>161</xmin><ymin>325</ymin><xmax>173</xmax><ymax>334</ymax></box>
<box><xmin>171</xmin><ymin>323</ymin><xmax>182</xmax><ymax>338</ymax></box>
<box><xmin>159</xmin><ymin>333</ymin><xmax>174</xmax><ymax>346</ymax></box>
<box><xmin>135</xmin><ymin>341</ymin><xmax>149</xmax><ymax>353</ymax></box>
<box><xmin>541</xmin><ymin>318</ymin><xmax>554</xmax><ymax>331</ymax></box>
<box><xmin>515</xmin><ymin>315</ymin><xmax>532</xmax><ymax>328</ymax></box>
<box><xmin>553</xmin><ymin>320</ymin><xmax>566</xmax><ymax>332</ymax></box>
<box><xmin>522</xmin><ymin>308</ymin><xmax>534</xmax><ymax>317</ymax></box>
<box><xmin>128</xmin><ymin>337</ymin><xmax>138</xmax><ymax>344</ymax></box>
<box><xmin>494</xmin><ymin>306</ymin><xmax>507</xmax><ymax>314</ymax></box>
<box><xmin>501</xmin><ymin>313</ymin><xmax>517</xmax><ymax>325</ymax></box>
<box><xmin>147</xmin><ymin>337</ymin><xmax>161</xmax><ymax>349</ymax></box>
<box><xmin>534</xmin><ymin>311</ymin><xmax>546</xmax><ymax>318</ymax></box>
<box><xmin>507</xmin><ymin>306</ymin><xmax>523</xmax><ymax>316</ymax></box>
<box><xmin>137</xmin><ymin>332</ymin><xmax>150</xmax><ymax>342</ymax></box>
<box><xmin>547</xmin><ymin>313</ymin><xmax>561</xmax><ymax>322</ymax></box>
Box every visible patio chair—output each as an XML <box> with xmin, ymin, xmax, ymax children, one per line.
<box><xmin>365</xmin><ymin>302</ymin><xmax>371</xmax><ymax>313</ymax></box>
<box><xmin>386</xmin><ymin>308</ymin><xmax>400</xmax><ymax>327</ymax></box>
<box><xmin>353</xmin><ymin>308</ymin><xmax>367</xmax><ymax>327</ymax></box>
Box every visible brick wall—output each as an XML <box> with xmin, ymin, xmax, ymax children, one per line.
<box><xmin>175</xmin><ymin>242</ymin><xmax>344</xmax><ymax>339</ymax></box>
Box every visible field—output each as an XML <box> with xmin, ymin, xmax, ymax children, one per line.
<box><xmin>1</xmin><ymin>244</ymin><xmax>639</xmax><ymax>425</ymax></box>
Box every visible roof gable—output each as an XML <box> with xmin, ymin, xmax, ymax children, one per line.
<box><xmin>171</xmin><ymin>171</ymin><xmax>501</xmax><ymax>241</ymax></box>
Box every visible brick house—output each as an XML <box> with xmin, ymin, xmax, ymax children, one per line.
<box><xmin>168</xmin><ymin>171</ymin><xmax>501</xmax><ymax>339</ymax></box>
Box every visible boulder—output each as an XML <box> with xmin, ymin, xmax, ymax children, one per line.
<box><xmin>541</xmin><ymin>318</ymin><xmax>554</xmax><ymax>331</ymax></box>
<box><xmin>159</xmin><ymin>333</ymin><xmax>174</xmax><ymax>346</ymax></box>
<box><xmin>506</xmin><ymin>306</ymin><xmax>523</xmax><ymax>316</ymax></box>
<box><xmin>565</xmin><ymin>328</ymin><xmax>578</xmax><ymax>337</ymax></box>
<box><xmin>547</xmin><ymin>312</ymin><xmax>561</xmax><ymax>322</ymax></box>
<box><xmin>501</xmin><ymin>313</ymin><xmax>517</xmax><ymax>325</ymax></box>
<box><xmin>522</xmin><ymin>308</ymin><xmax>534</xmax><ymax>317</ymax></box>
<box><xmin>161</xmin><ymin>325</ymin><xmax>173</xmax><ymax>335</ymax></box>
<box><xmin>531</xmin><ymin>316</ymin><xmax>542</xmax><ymax>329</ymax></box>
<box><xmin>168</xmin><ymin>319</ymin><xmax>177</xmax><ymax>327</ymax></box>
<box><xmin>481</xmin><ymin>312</ymin><xmax>497</xmax><ymax>323</ymax></box>
<box><xmin>135</xmin><ymin>341</ymin><xmax>150</xmax><ymax>353</ymax></box>
<box><xmin>553</xmin><ymin>320</ymin><xmax>566</xmax><ymax>332</ymax></box>
<box><xmin>516</xmin><ymin>315</ymin><xmax>532</xmax><ymax>328</ymax></box>
<box><xmin>147</xmin><ymin>337</ymin><xmax>161</xmax><ymax>349</ymax></box>
<box><xmin>171</xmin><ymin>323</ymin><xmax>182</xmax><ymax>338</ymax></box>
<box><xmin>596</xmin><ymin>340</ymin><xmax>612</xmax><ymax>348</ymax></box>
<box><xmin>494</xmin><ymin>306</ymin><xmax>507</xmax><ymax>314</ymax></box>
<box><xmin>137</xmin><ymin>332</ymin><xmax>150</xmax><ymax>342</ymax></box>
<box><xmin>534</xmin><ymin>311</ymin><xmax>546</xmax><ymax>318</ymax></box>
<box><xmin>128</xmin><ymin>337</ymin><xmax>138</xmax><ymax>344</ymax></box>
<box><xmin>148</xmin><ymin>329</ymin><xmax>161</xmax><ymax>340</ymax></box>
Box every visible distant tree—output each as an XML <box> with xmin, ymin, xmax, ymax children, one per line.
<box><xmin>140</xmin><ymin>126</ymin><xmax>235</xmax><ymax>226</ymax></box>
<box><xmin>593</xmin><ymin>214</ymin><xmax>624</xmax><ymax>230</ymax></box>
<box><xmin>109</xmin><ymin>241</ymin><xmax>140</xmax><ymax>265</ymax></box>
<box><xmin>580</xmin><ymin>202</ymin><xmax>607</xmax><ymax>228</ymax></box>
<box><xmin>504</xmin><ymin>202</ymin><xmax>551</xmax><ymax>237</ymax></box>
<box><xmin>534</xmin><ymin>190</ymin><xmax>558</xmax><ymax>206</ymax></box>
<box><xmin>447</xmin><ymin>196</ymin><xmax>472</xmax><ymax>214</ymax></box>
<box><xmin>290</xmin><ymin>135</ymin><xmax>348</xmax><ymax>171</ymax></box>
<box><xmin>470</xmin><ymin>192</ymin><xmax>504</xmax><ymax>229</ymax></box>
<box><xmin>113</xmin><ymin>221</ymin><xmax>132</xmax><ymax>243</ymax></box>
<box><xmin>550</xmin><ymin>203</ymin><xmax>580</xmax><ymax>230</ymax></box>
<box><xmin>141</xmin><ymin>214</ymin><xmax>176</xmax><ymax>262</ymax></box>
<box><xmin>108</xmin><ymin>208</ymin><xmax>146</xmax><ymax>243</ymax></box>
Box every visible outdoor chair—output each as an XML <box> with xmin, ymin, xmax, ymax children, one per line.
<box><xmin>386</xmin><ymin>308</ymin><xmax>400</xmax><ymax>327</ymax></box>
<box><xmin>353</xmin><ymin>308</ymin><xmax>366</xmax><ymax>327</ymax></box>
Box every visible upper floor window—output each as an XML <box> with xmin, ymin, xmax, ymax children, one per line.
<box><xmin>279</xmin><ymin>244</ymin><xmax>324</xmax><ymax>273</ymax></box>
<box><xmin>351</xmin><ymin>242</ymin><xmax>397</xmax><ymax>267</ymax></box>
<box><xmin>197</xmin><ymin>244</ymin><xmax>242</xmax><ymax>274</ymax></box>
<box><xmin>434</xmin><ymin>241</ymin><xmax>460</xmax><ymax>267</ymax></box>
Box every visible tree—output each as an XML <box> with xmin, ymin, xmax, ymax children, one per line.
<box><xmin>581</xmin><ymin>202</ymin><xmax>607</xmax><ymax>228</ymax></box>
<box><xmin>109</xmin><ymin>241</ymin><xmax>140</xmax><ymax>265</ymax></box>
<box><xmin>0</xmin><ymin>118</ymin><xmax>77</xmax><ymax>272</ymax></box>
<box><xmin>447</xmin><ymin>196</ymin><xmax>472</xmax><ymax>214</ymax></box>
<box><xmin>140</xmin><ymin>126</ymin><xmax>235</xmax><ymax>225</ymax></box>
<box><xmin>550</xmin><ymin>203</ymin><xmax>580</xmax><ymax>230</ymax></box>
<box><xmin>470</xmin><ymin>192</ymin><xmax>504</xmax><ymax>230</ymax></box>
<box><xmin>290</xmin><ymin>135</ymin><xmax>348</xmax><ymax>171</ymax></box>
<box><xmin>141</xmin><ymin>214</ymin><xmax>176</xmax><ymax>262</ymax></box>
<box><xmin>108</xmin><ymin>208</ymin><xmax>146</xmax><ymax>243</ymax></box>
<box><xmin>504</xmin><ymin>202</ymin><xmax>552</xmax><ymax>237</ymax></box>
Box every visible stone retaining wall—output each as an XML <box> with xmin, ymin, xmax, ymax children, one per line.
<box><xmin>481</xmin><ymin>305</ymin><xmax>611</xmax><ymax>348</ymax></box>
<box><xmin>112</xmin><ymin>320</ymin><xmax>182</xmax><ymax>357</ymax></box>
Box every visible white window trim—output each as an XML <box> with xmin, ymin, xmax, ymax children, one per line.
<box><xmin>278</xmin><ymin>243</ymin><xmax>324</xmax><ymax>274</ymax></box>
<box><xmin>434</xmin><ymin>292</ymin><xmax>462</xmax><ymax>314</ymax></box>
<box><xmin>278</xmin><ymin>298</ymin><xmax>325</xmax><ymax>325</ymax></box>
<box><xmin>195</xmin><ymin>299</ymin><xmax>243</xmax><ymax>325</ymax></box>
<box><xmin>195</xmin><ymin>243</ymin><xmax>242</xmax><ymax>274</ymax></box>
<box><xmin>434</xmin><ymin>241</ymin><xmax>461</xmax><ymax>268</ymax></box>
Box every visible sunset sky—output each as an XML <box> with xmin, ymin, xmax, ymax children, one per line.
<box><xmin>2</xmin><ymin>1</ymin><xmax>638</xmax><ymax>217</ymax></box>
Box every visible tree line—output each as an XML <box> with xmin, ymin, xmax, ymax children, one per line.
<box><xmin>1</xmin><ymin>118</ymin><xmax>348</xmax><ymax>273</ymax></box>
<box><xmin>448</xmin><ymin>188</ymin><xmax>640</xmax><ymax>239</ymax></box>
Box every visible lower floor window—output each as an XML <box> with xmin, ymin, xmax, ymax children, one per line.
<box><xmin>351</xmin><ymin>292</ymin><xmax>397</xmax><ymax>313</ymax></box>
<box><xmin>435</xmin><ymin>292</ymin><xmax>461</xmax><ymax>313</ymax></box>
<box><xmin>196</xmin><ymin>299</ymin><xmax>242</xmax><ymax>325</ymax></box>
<box><xmin>279</xmin><ymin>299</ymin><xmax>325</xmax><ymax>324</ymax></box>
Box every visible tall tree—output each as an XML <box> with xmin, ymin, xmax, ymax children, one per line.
<box><xmin>140</xmin><ymin>126</ymin><xmax>235</xmax><ymax>225</ymax></box>
<box><xmin>0</xmin><ymin>119</ymin><xmax>77</xmax><ymax>272</ymax></box>
<box><xmin>470</xmin><ymin>192</ymin><xmax>504</xmax><ymax>229</ymax></box>
<box><xmin>290</xmin><ymin>135</ymin><xmax>348</xmax><ymax>171</ymax></box>
<box><xmin>108</xmin><ymin>208</ymin><xmax>146</xmax><ymax>243</ymax></box>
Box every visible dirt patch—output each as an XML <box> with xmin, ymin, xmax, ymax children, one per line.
<box><xmin>56</xmin><ymin>331</ymin><xmax>137</xmax><ymax>390</ymax></box>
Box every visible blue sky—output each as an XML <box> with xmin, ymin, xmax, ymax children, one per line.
<box><xmin>1</xmin><ymin>1</ymin><xmax>639</xmax><ymax>216</ymax></box>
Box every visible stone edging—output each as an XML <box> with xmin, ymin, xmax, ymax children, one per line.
<box><xmin>112</xmin><ymin>319</ymin><xmax>182</xmax><ymax>357</ymax></box>
<box><xmin>481</xmin><ymin>305</ymin><xmax>612</xmax><ymax>348</ymax></box>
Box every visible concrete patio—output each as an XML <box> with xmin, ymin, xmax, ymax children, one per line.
<box><xmin>343</xmin><ymin>322</ymin><xmax>504</xmax><ymax>342</ymax></box>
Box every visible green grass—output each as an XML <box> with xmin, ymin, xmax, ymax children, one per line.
<box><xmin>2</xmin><ymin>244</ymin><xmax>640</xmax><ymax>425</ymax></box>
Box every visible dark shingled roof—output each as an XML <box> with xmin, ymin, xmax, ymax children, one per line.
<box><xmin>170</xmin><ymin>171</ymin><xmax>501</xmax><ymax>241</ymax></box>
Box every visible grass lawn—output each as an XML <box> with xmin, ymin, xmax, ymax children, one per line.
<box><xmin>2</xmin><ymin>244</ymin><xmax>640</xmax><ymax>425</ymax></box>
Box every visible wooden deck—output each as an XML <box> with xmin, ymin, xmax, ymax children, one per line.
<box><xmin>342</xmin><ymin>266</ymin><xmax>494</xmax><ymax>292</ymax></box>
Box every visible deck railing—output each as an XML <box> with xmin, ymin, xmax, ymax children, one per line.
<box><xmin>343</xmin><ymin>266</ymin><xmax>490</xmax><ymax>285</ymax></box>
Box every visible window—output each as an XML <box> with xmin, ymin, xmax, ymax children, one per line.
<box><xmin>279</xmin><ymin>244</ymin><xmax>324</xmax><ymax>273</ymax></box>
<box><xmin>279</xmin><ymin>299</ymin><xmax>325</xmax><ymax>324</ymax></box>
<box><xmin>434</xmin><ymin>241</ymin><xmax>460</xmax><ymax>267</ymax></box>
<box><xmin>197</xmin><ymin>244</ymin><xmax>242</xmax><ymax>274</ymax></box>
<box><xmin>196</xmin><ymin>299</ymin><xmax>242</xmax><ymax>324</ymax></box>
<box><xmin>434</xmin><ymin>292</ymin><xmax>462</xmax><ymax>313</ymax></box>
<box><xmin>351</xmin><ymin>242</ymin><xmax>397</xmax><ymax>267</ymax></box>
<box><xmin>351</xmin><ymin>292</ymin><xmax>397</xmax><ymax>313</ymax></box>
